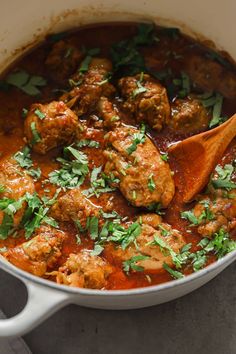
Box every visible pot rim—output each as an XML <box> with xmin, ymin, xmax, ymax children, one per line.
<box><xmin>1</xmin><ymin>248</ymin><xmax>235</xmax><ymax>296</ymax></box>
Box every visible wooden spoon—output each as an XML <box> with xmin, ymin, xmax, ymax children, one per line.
<box><xmin>169</xmin><ymin>114</ymin><xmax>236</xmax><ymax>203</ymax></box>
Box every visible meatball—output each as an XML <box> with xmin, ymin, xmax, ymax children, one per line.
<box><xmin>24</xmin><ymin>101</ymin><xmax>78</xmax><ymax>154</ymax></box>
<box><xmin>107</xmin><ymin>215</ymin><xmax>185</xmax><ymax>271</ymax></box>
<box><xmin>170</xmin><ymin>98</ymin><xmax>210</xmax><ymax>134</ymax></box>
<box><xmin>55</xmin><ymin>251</ymin><xmax>112</xmax><ymax>289</ymax></box>
<box><xmin>193</xmin><ymin>193</ymin><xmax>236</xmax><ymax>237</ymax></box>
<box><xmin>5</xmin><ymin>225</ymin><xmax>66</xmax><ymax>276</ymax></box>
<box><xmin>118</xmin><ymin>73</ymin><xmax>170</xmax><ymax>131</ymax></box>
<box><xmin>50</xmin><ymin>188</ymin><xmax>101</xmax><ymax>227</ymax></box>
<box><xmin>104</xmin><ymin>126</ymin><xmax>175</xmax><ymax>208</ymax></box>
<box><xmin>185</xmin><ymin>55</ymin><xmax>236</xmax><ymax>99</ymax></box>
<box><xmin>97</xmin><ymin>97</ymin><xmax>121</xmax><ymax>129</ymax></box>
<box><xmin>45</xmin><ymin>40</ymin><xmax>83</xmax><ymax>85</ymax></box>
<box><xmin>0</xmin><ymin>158</ymin><xmax>35</xmax><ymax>229</ymax></box>
<box><xmin>61</xmin><ymin>58</ymin><xmax>115</xmax><ymax>116</ymax></box>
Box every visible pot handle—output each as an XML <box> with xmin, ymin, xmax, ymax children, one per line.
<box><xmin>0</xmin><ymin>279</ymin><xmax>70</xmax><ymax>338</ymax></box>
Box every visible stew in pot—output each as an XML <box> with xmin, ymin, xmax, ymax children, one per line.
<box><xmin>0</xmin><ymin>23</ymin><xmax>235</xmax><ymax>290</ymax></box>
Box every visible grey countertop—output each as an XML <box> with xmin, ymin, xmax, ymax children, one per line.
<box><xmin>1</xmin><ymin>263</ymin><xmax>236</xmax><ymax>354</ymax></box>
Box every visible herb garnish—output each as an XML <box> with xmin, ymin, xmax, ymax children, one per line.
<box><xmin>200</xmin><ymin>92</ymin><xmax>225</xmax><ymax>128</ymax></box>
<box><xmin>79</xmin><ymin>48</ymin><xmax>101</xmax><ymax>74</ymax></box>
<box><xmin>126</xmin><ymin>123</ymin><xmax>146</xmax><ymax>155</ymax></box>
<box><xmin>76</xmin><ymin>139</ymin><xmax>100</xmax><ymax>149</ymax></box>
<box><xmin>30</xmin><ymin>122</ymin><xmax>41</xmax><ymax>145</ymax></box>
<box><xmin>83</xmin><ymin>167</ymin><xmax>118</xmax><ymax>198</ymax></box>
<box><xmin>123</xmin><ymin>255</ymin><xmax>150</xmax><ymax>273</ymax></box>
<box><xmin>163</xmin><ymin>263</ymin><xmax>184</xmax><ymax>279</ymax></box>
<box><xmin>48</xmin><ymin>146</ymin><xmax>89</xmax><ymax>190</ymax></box>
<box><xmin>160</xmin><ymin>153</ymin><xmax>169</xmax><ymax>162</ymax></box>
<box><xmin>148</xmin><ymin>174</ymin><xmax>156</xmax><ymax>191</ymax></box>
<box><xmin>0</xmin><ymin>192</ymin><xmax>58</xmax><ymax>240</ymax></box>
<box><xmin>111</xmin><ymin>23</ymin><xmax>157</xmax><ymax>75</ymax></box>
<box><xmin>34</xmin><ymin>109</ymin><xmax>46</xmax><ymax>120</ymax></box>
<box><xmin>5</xmin><ymin>70</ymin><xmax>47</xmax><ymax>96</ymax></box>
<box><xmin>210</xmin><ymin>164</ymin><xmax>236</xmax><ymax>190</ymax></box>
<box><xmin>181</xmin><ymin>210</ymin><xmax>199</xmax><ymax>225</ymax></box>
<box><xmin>14</xmin><ymin>146</ymin><xmax>41</xmax><ymax>180</ymax></box>
<box><xmin>132</xmin><ymin>72</ymin><xmax>147</xmax><ymax>98</ymax></box>
<box><xmin>173</xmin><ymin>72</ymin><xmax>190</xmax><ymax>98</ymax></box>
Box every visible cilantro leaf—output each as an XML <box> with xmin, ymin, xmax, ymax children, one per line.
<box><xmin>83</xmin><ymin>167</ymin><xmax>118</xmax><ymax>198</ymax></box>
<box><xmin>148</xmin><ymin>174</ymin><xmax>156</xmax><ymax>191</ymax></box>
<box><xmin>14</xmin><ymin>146</ymin><xmax>32</xmax><ymax>169</ymax></box>
<box><xmin>111</xmin><ymin>23</ymin><xmax>156</xmax><ymax>75</ymax></box>
<box><xmin>91</xmin><ymin>244</ymin><xmax>104</xmax><ymax>256</ymax></box>
<box><xmin>34</xmin><ymin>109</ymin><xmax>46</xmax><ymax>120</ymax></box>
<box><xmin>76</xmin><ymin>139</ymin><xmax>100</xmax><ymax>149</ymax></box>
<box><xmin>49</xmin><ymin>146</ymin><xmax>89</xmax><ymax>190</ymax></box>
<box><xmin>14</xmin><ymin>146</ymin><xmax>41</xmax><ymax>180</ymax></box>
<box><xmin>211</xmin><ymin>164</ymin><xmax>236</xmax><ymax>190</ymax></box>
<box><xmin>126</xmin><ymin>123</ymin><xmax>146</xmax><ymax>155</ymax></box>
<box><xmin>30</xmin><ymin>122</ymin><xmax>41</xmax><ymax>145</ymax></box>
<box><xmin>163</xmin><ymin>263</ymin><xmax>184</xmax><ymax>279</ymax></box>
<box><xmin>6</xmin><ymin>70</ymin><xmax>47</xmax><ymax>96</ymax></box>
<box><xmin>123</xmin><ymin>255</ymin><xmax>150</xmax><ymax>273</ymax></box>
<box><xmin>181</xmin><ymin>211</ymin><xmax>199</xmax><ymax>225</ymax></box>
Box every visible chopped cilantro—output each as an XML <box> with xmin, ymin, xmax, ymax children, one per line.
<box><xmin>132</xmin><ymin>72</ymin><xmax>147</xmax><ymax>98</ymax></box>
<box><xmin>14</xmin><ymin>146</ymin><xmax>32</xmax><ymax>169</ymax></box>
<box><xmin>48</xmin><ymin>146</ymin><xmax>89</xmax><ymax>190</ymax></box>
<box><xmin>210</xmin><ymin>164</ymin><xmax>236</xmax><ymax>190</ymax></box>
<box><xmin>107</xmin><ymin>222</ymin><xmax>142</xmax><ymax>250</ymax></box>
<box><xmin>79</xmin><ymin>47</ymin><xmax>100</xmax><ymax>73</ymax></box>
<box><xmin>160</xmin><ymin>153</ymin><xmax>169</xmax><ymax>162</ymax></box>
<box><xmin>126</xmin><ymin>123</ymin><xmax>146</xmax><ymax>155</ymax></box>
<box><xmin>34</xmin><ymin>109</ymin><xmax>46</xmax><ymax>120</ymax></box>
<box><xmin>111</xmin><ymin>23</ymin><xmax>156</xmax><ymax>75</ymax></box>
<box><xmin>14</xmin><ymin>146</ymin><xmax>41</xmax><ymax>180</ymax></box>
<box><xmin>181</xmin><ymin>210</ymin><xmax>199</xmax><ymax>225</ymax></box>
<box><xmin>200</xmin><ymin>92</ymin><xmax>225</xmax><ymax>128</ymax></box>
<box><xmin>30</xmin><ymin>122</ymin><xmax>41</xmax><ymax>145</ymax></box>
<box><xmin>83</xmin><ymin>167</ymin><xmax>118</xmax><ymax>198</ymax></box>
<box><xmin>76</xmin><ymin>139</ymin><xmax>100</xmax><ymax>149</ymax></box>
<box><xmin>6</xmin><ymin>70</ymin><xmax>47</xmax><ymax>96</ymax></box>
<box><xmin>123</xmin><ymin>255</ymin><xmax>150</xmax><ymax>273</ymax></box>
<box><xmin>91</xmin><ymin>244</ymin><xmax>104</xmax><ymax>256</ymax></box>
<box><xmin>88</xmin><ymin>216</ymin><xmax>99</xmax><ymax>240</ymax></box>
<box><xmin>148</xmin><ymin>174</ymin><xmax>156</xmax><ymax>191</ymax></box>
<box><xmin>163</xmin><ymin>263</ymin><xmax>184</xmax><ymax>279</ymax></box>
<box><xmin>173</xmin><ymin>72</ymin><xmax>190</xmax><ymax>98</ymax></box>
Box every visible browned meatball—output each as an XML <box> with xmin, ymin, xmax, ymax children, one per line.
<box><xmin>5</xmin><ymin>225</ymin><xmax>66</xmax><ymax>276</ymax></box>
<box><xmin>61</xmin><ymin>58</ymin><xmax>115</xmax><ymax>116</ymax></box>
<box><xmin>55</xmin><ymin>251</ymin><xmax>112</xmax><ymax>289</ymax></box>
<box><xmin>45</xmin><ymin>40</ymin><xmax>84</xmax><ymax>85</ymax></box>
<box><xmin>170</xmin><ymin>98</ymin><xmax>210</xmax><ymax>134</ymax></box>
<box><xmin>24</xmin><ymin>101</ymin><xmax>78</xmax><ymax>154</ymax></box>
<box><xmin>0</xmin><ymin>158</ymin><xmax>35</xmax><ymax>229</ymax></box>
<box><xmin>193</xmin><ymin>192</ymin><xmax>236</xmax><ymax>237</ymax></box>
<box><xmin>104</xmin><ymin>126</ymin><xmax>175</xmax><ymax>208</ymax></box>
<box><xmin>118</xmin><ymin>73</ymin><xmax>170</xmax><ymax>131</ymax></box>
<box><xmin>97</xmin><ymin>97</ymin><xmax>121</xmax><ymax>129</ymax></box>
<box><xmin>51</xmin><ymin>188</ymin><xmax>101</xmax><ymax>227</ymax></box>
<box><xmin>106</xmin><ymin>215</ymin><xmax>185</xmax><ymax>271</ymax></box>
<box><xmin>185</xmin><ymin>55</ymin><xmax>236</xmax><ymax>99</ymax></box>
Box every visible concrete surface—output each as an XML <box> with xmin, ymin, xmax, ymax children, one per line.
<box><xmin>0</xmin><ymin>263</ymin><xmax>236</xmax><ymax>354</ymax></box>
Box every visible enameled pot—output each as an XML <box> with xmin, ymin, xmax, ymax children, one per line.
<box><xmin>0</xmin><ymin>0</ymin><xmax>235</xmax><ymax>338</ymax></box>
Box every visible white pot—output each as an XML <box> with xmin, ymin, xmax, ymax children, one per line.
<box><xmin>0</xmin><ymin>0</ymin><xmax>235</xmax><ymax>338</ymax></box>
